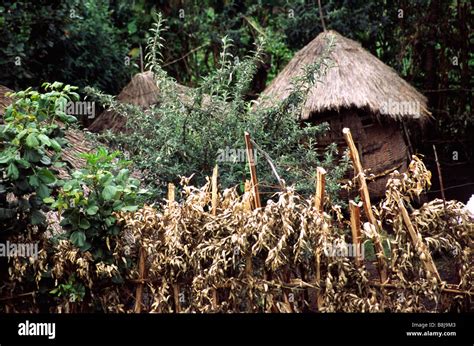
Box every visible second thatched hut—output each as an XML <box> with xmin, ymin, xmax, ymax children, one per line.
<box><xmin>88</xmin><ymin>71</ymin><xmax>160</xmax><ymax>133</ymax></box>
<box><xmin>258</xmin><ymin>30</ymin><xmax>431</xmax><ymax>197</ymax></box>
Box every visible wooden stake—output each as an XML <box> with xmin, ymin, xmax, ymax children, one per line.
<box><xmin>342</xmin><ymin>128</ymin><xmax>388</xmax><ymax>283</ymax></box>
<box><xmin>139</xmin><ymin>44</ymin><xmax>144</xmax><ymax>73</ymax></box>
<box><xmin>314</xmin><ymin>167</ymin><xmax>326</xmax><ymax>213</ymax></box>
<box><xmin>242</xmin><ymin>156</ymin><xmax>256</xmax><ymax>311</ymax></box>
<box><xmin>210</xmin><ymin>165</ymin><xmax>219</xmax><ymax>310</ymax></box>
<box><xmin>167</xmin><ymin>183</ymin><xmax>175</xmax><ymax>206</ymax></box>
<box><xmin>243</xmin><ymin>180</ymin><xmax>253</xmax><ymax>211</ymax></box>
<box><xmin>134</xmin><ymin>246</ymin><xmax>147</xmax><ymax>313</ymax></box>
<box><xmin>172</xmin><ymin>283</ymin><xmax>181</xmax><ymax>313</ymax></box>
<box><xmin>244</xmin><ymin>132</ymin><xmax>261</xmax><ymax>208</ymax></box>
<box><xmin>402</xmin><ymin>122</ymin><xmax>413</xmax><ymax>160</ymax></box>
<box><xmin>432</xmin><ymin>145</ymin><xmax>446</xmax><ymax>211</ymax></box>
<box><xmin>211</xmin><ymin>165</ymin><xmax>219</xmax><ymax>216</ymax></box>
<box><xmin>211</xmin><ymin>287</ymin><xmax>218</xmax><ymax>311</ymax></box>
<box><xmin>313</xmin><ymin>167</ymin><xmax>326</xmax><ymax>311</ymax></box>
<box><xmin>314</xmin><ymin>250</ymin><xmax>324</xmax><ymax>311</ymax></box>
<box><xmin>349</xmin><ymin>200</ymin><xmax>363</xmax><ymax>268</ymax></box>
<box><xmin>317</xmin><ymin>0</ymin><xmax>327</xmax><ymax>32</ymax></box>
<box><xmin>167</xmin><ymin>183</ymin><xmax>182</xmax><ymax>312</ymax></box>
<box><xmin>398</xmin><ymin>198</ymin><xmax>441</xmax><ymax>281</ymax></box>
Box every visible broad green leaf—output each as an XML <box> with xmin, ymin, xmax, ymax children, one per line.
<box><xmin>79</xmin><ymin>218</ymin><xmax>91</xmax><ymax>230</ymax></box>
<box><xmin>43</xmin><ymin>197</ymin><xmax>55</xmax><ymax>204</ymax></box>
<box><xmin>101</xmin><ymin>185</ymin><xmax>117</xmax><ymax>200</ymax></box>
<box><xmin>24</xmin><ymin>149</ymin><xmax>42</xmax><ymax>163</ymax></box>
<box><xmin>40</xmin><ymin>155</ymin><xmax>52</xmax><ymax>165</ymax></box>
<box><xmin>26</xmin><ymin>133</ymin><xmax>39</xmax><ymax>148</ymax></box>
<box><xmin>37</xmin><ymin>183</ymin><xmax>51</xmax><ymax>199</ymax></box>
<box><xmin>120</xmin><ymin>205</ymin><xmax>138</xmax><ymax>212</ymax></box>
<box><xmin>86</xmin><ymin>205</ymin><xmax>99</xmax><ymax>215</ymax></box>
<box><xmin>15</xmin><ymin>158</ymin><xmax>30</xmax><ymax>168</ymax></box>
<box><xmin>49</xmin><ymin>139</ymin><xmax>61</xmax><ymax>151</ymax></box>
<box><xmin>80</xmin><ymin>242</ymin><xmax>91</xmax><ymax>252</ymax></box>
<box><xmin>31</xmin><ymin>209</ymin><xmax>46</xmax><ymax>225</ymax></box>
<box><xmin>38</xmin><ymin>168</ymin><xmax>56</xmax><ymax>184</ymax></box>
<box><xmin>0</xmin><ymin>153</ymin><xmax>12</xmax><ymax>164</ymax></box>
<box><xmin>7</xmin><ymin>162</ymin><xmax>19</xmax><ymax>180</ymax></box>
<box><xmin>37</xmin><ymin>134</ymin><xmax>51</xmax><ymax>146</ymax></box>
<box><xmin>63</xmin><ymin>182</ymin><xmax>73</xmax><ymax>192</ymax></box>
<box><xmin>105</xmin><ymin>216</ymin><xmax>116</xmax><ymax>227</ymax></box>
<box><xmin>70</xmin><ymin>231</ymin><xmax>86</xmax><ymax>247</ymax></box>
<box><xmin>28</xmin><ymin>175</ymin><xmax>40</xmax><ymax>187</ymax></box>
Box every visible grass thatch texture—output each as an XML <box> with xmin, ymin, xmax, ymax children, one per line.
<box><xmin>88</xmin><ymin>71</ymin><xmax>159</xmax><ymax>133</ymax></box>
<box><xmin>259</xmin><ymin>31</ymin><xmax>431</xmax><ymax>121</ymax></box>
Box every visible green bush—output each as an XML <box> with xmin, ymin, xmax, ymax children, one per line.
<box><xmin>0</xmin><ymin>82</ymin><xmax>146</xmax><ymax>311</ymax></box>
<box><xmin>43</xmin><ymin>148</ymin><xmax>147</xmax><ymax>305</ymax></box>
<box><xmin>47</xmin><ymin>148</ymin><xmax>145</xmax><ymax>254</ymax></box>
<box><xmin>0</xmin><ymin>0</ymin><xmax>131</xmax><ymax>94</ymax></box>
<box><xmin>87</xmin><ymin>13</ymin><xmax>349</xmax><ymax>204</ymax></box>
<box><xmin>0</xmin><ymin>82</ymin><xmax>78</xmax><ymax>234</ymax></box>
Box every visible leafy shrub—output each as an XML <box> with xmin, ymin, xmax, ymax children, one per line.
<box><xmin>0</xmin><ymin>0</ymin><xmax>131</xmax><ymax>94</ymax></box>
<box><xmin>0</xmin><ymin>82</ymin><xmax>78</xmax><ymax>234</ymax></box>
<box><xmin>47</xmin><ymin>148</ymin><xmax>145</xmax><ymax>254</ymax></box>
<box><xmin>0</xmin><ymin>82</ymin><xmax>146</xmax><ymax>311</ymax></box>
<box><xmin>42</xmin><ymin>147</ymin><xmax>146</xmax><ymax>307</ymax></box>
<box><xmin>87</xmin><ymin>13</ymin><xmax>349</xmax><ymax>203</ymax></box>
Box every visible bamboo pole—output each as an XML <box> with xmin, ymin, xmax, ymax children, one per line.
<box><xmin>241</xmin><ymin>153</ymin><xmax>258</xmax><ymax>311</ymax></box>
<box><xmin>398</xmin><ymin>198</ymin><xmax>441</xmax><ymax>282</ymax></box>
<box><xmin>432</xmin><ymin>145</ymin><xmax>447</xmax><ymax>211</ymax></box>
<box><xmin>167</xmin><ymin>183</ymin><xmax>181</xmax><ymax>312</ymax></box>
<box><xmin>0</xmin><ymin>291</ymin><xmax>35</xmax><ymax>301</ymax></box>
<box><xmin>210</xmin><ymin>165</ymin><xmax>219</xmax><ymax>310</ymax></box>
<box><xmin>134</xmin><ymin>246</ymin><xmax>147</xmax><ymax>313</ymax></box>
<box><xmin>244</xmin><ymin>132</ymin><xmax>261</xmax><ymax>208</ymax></box>
<box><xmin>349</xmin><ymin>200</ymin><xmax>363</xmax><ymax>268</ymax></box>
<box><xmin>368</xmin><ymin>281</ymin><xmax>469</xmax><ymax>296</ymax></box>
<box><xmin>314</xmin><ymin>167</ymin><xmax>326</xmax><ymax>213</ymax></box>
<box><xmin>172</xmin><ymin>283</ymin><xmax>181</xmax><ymax>313</ymax></box>
<box><xmin>313</xmin><ymin>167</ymin><xmax>326</xmax><ymax>311</ymax></box>
<box><xmin>127</xmin><ymin>278</ymin><xmax>471</xmax><ymax>297</ymax></box>
<box><xmin>342</xmin><ymin>128</ymin><xmax>388</xmax><ymax>283</ymax></box>
<box><xmin>314</xmin><ymin>250</ymin><xmax>323</xmax><ymax>311</ymax></box>
<box><xmin>241</xmin><ymin>179</ymin><xmax>255</xmax><ymax>310</ymax></box>
<box><xmin>211</xmin><ymin>165</ymin><xmax>219</xmax><ymax>216</ymax></box>
<box><xmin>243</xmin><ymin>180</ymin><xmax>253</xmax><ymax>211</ymax></box>
<box><xmin>167</xmin><ymin>183</ymin><xmax>175</xmax><ymax>205</ymax></box>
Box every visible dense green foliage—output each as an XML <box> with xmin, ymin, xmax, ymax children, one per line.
<box><xmin>0</xmin><ymin>0</ymin><xmax>131</xmax><ymax>94</ymax></box>
<box><xmin>0</xmin><ymin>82</ymin><xmax>78</xmax><ymax>234</ymax></box>
<box><xmin>87</xmin><ymin>13</ymin><xmax>349</xmax><ymax>202</ymax></box>
<box><xmin>45</xmin><ymin>148</ymin><xmax>146</xmax><ymax>305</ymax></box>
<box><xmin>2</xmin><ymin>1</ymin><xmax>470</xmax><ymax>133</ymax></box>
<box><xmin>46</xmin><ymin>148</ymin><xmax>145</xmax><ymax>252</ymax></box>
<box><xmin>0</xmin><ymin>84</ymin><xmax>145</xmax><ymax>310</ymax></box>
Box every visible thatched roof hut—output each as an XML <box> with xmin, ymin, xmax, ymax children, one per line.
<box><xmin>259</xmin><ymin>30</ymin><xmax>431</xmax><ymax>197</ymax></box>
<box><xmin>88</xmin><ymin>71</ymin><xmax>206</xmax><ymax>134</ymax></box>
<box><xmin>88</xmin><ymin>71</ymin><xmax>160</xmax><ymax>133</ymax></box>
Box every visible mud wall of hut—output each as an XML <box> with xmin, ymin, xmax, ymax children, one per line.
<box><xmin>312</xmin><ymin>108</ymin><xmax>409</xmax><ymax>198</ymax></box>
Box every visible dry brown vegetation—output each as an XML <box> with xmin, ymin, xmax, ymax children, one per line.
<box><xmin>107</xmin><ymin>156</ymin><xmax>471</xmax><ymax>313</ymax></box>
<box><xmin>2</xmin><ymin>145</ymin><xmax>471</xmax><ymax>313</ymax></box>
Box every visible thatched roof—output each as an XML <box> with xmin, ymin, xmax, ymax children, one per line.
<box><xmin>88</xmin><ymin>71</ymin><xmax>159</xmax><ymax>133</ymax></box>
<box><xmin>259</xmin><ymin>30</ymin><xmax>430</xmax><ymax>121</ymax></box>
